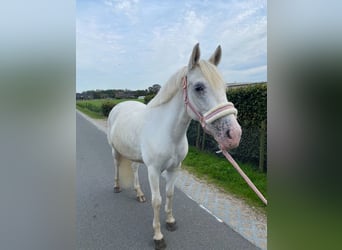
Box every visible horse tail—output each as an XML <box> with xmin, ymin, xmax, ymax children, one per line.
<box><xmin>118</xmin><ymin>157</ymin><xmax>134</xmax><ymax>189</ymax></box>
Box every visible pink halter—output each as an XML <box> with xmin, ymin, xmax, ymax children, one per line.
<box><xmin>182</xmin><ymin>76</ymin><xmax>238</xmax><ymax>128</ymax></box>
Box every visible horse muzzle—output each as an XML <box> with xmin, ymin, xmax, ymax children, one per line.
<box><xmin>216</xmin><ymin>123</ymin><xmax>242</xmax><ymax>150</ymax></box>
<box><xmin>209</xmin><ymin>114</ymin><xmax>242</xmax><ymax>151</ymax></box>
<box><xmin>201</xmin><ymin>103</ymin><xmax>242</xmax><ymax>151</ymax></box>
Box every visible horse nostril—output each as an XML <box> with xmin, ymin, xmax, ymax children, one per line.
<box><xmin>226</xmin><ymin>129</ymin><xmax>232</xmax><ymax>139</ymax></box>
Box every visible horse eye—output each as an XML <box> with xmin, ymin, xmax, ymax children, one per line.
<box><xmin>194</xmin><ymin>83</ymin><xmax>205</xmax><ymax>92</ymax></box>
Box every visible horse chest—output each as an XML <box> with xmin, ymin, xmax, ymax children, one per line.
<box><xmin>142</xmin><ymin>136</ymin><xmax>188</xmax><ymax>172</ymax></box>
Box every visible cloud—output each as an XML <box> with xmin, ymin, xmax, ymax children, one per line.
<box><xmin>215</xmin><ymin>4</ymin><xmax>267</xmax><ymax>81</ymax></box>
<box><xmin>76</xmin><ymin>0</ymin><xmax>267</xmax><ymax>92</ymax></box>
<box><xmin>104</xmin><ymin>0</ymin><xmax>140</xmax><ymax>23</ymax></box>
<box><xmin>149</xmin><ymin>9</ymin><xmax>207</xmax><ymax>67</ymax></box>
<box><xmin>76</xmin><ymin>16</ymin><xmax>124</xmax><ymax>72</ymax></box>
<box><xmin>145</xmin><ymin>1</ymin><xmax>266</xmax><ymax>83</ymax></box>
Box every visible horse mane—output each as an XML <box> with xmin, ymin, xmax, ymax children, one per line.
<box><xmin>147</xmin><ymin>66</ymin><xmax>187</xmax><ymax>108</ymax></box>
<box><xmin>147</xmin><ymin>60</ymin><xmax>225</xmax><ymax>108</ymax></box>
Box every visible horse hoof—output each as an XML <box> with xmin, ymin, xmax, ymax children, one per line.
<box><xmin>113</xmin><ymin>187</ymin><xmax>121</xmax><ymax>193</ymax></box>
<box><xmin>137</xmin><ymin>195</ymin><xmax>146</xmax><ymax>203</ymax></box>
<box><xmin>154</xmin><ymin>238</ymin><xmax>166</xmax><ymax>250</ymax></box>
<box><xmin>166</xmin><ymin>221</ymin><xmax>177</xmax><ymax>232</ymax></box>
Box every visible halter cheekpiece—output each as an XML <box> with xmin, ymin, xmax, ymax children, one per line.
<box><xmin>182</xmin><ymin>76</ymin><xmax>237</xmax><ymax>128</ymax></box>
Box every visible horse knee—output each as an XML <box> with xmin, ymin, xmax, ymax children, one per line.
<box><xmin>152</xmin><ymin>195</ymin><xmax>162</xmax><ymax>208</ymax></box>
<box><xmin>166</xmin><ymin>190</ymin><xmax>174</xmax><ymax>199</ymax></box>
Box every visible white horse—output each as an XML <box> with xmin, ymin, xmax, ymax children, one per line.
<box><xmin>107</xmin><ymin>43</ymin><xmax>242</xmax><ymax>249</ymax></box>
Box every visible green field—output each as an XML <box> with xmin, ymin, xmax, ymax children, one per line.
<box><xmin>76</xmin><ymin>98</ymin><xmax>144</xmax><ymax>119</ymax></box>
<box><xmin>77</xmin><ymin>99</ymin><xmax>266</xmax><ymax>212</ymax></box>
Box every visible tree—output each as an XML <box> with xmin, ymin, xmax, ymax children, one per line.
<box><xmin>148</xmin><ymin>84</ymin><xmax>161</xmax><ymax>94</ymax></box>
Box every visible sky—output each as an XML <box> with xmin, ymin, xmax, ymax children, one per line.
<box><xmin>76</xmin><ymin>0</ymin><xmax>266</xmax><ymax>92</ymax></box>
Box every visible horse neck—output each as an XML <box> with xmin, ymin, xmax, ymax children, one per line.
<box><xmin>155</xmin><ymin>88</ymin><xmax>192</xmax><ymax>142</ymax></box>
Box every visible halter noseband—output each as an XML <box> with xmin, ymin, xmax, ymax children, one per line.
<box><xmin>182</xmin><ymin>76</ymin><xmax>237</xmax><ymax>129</ymax></box>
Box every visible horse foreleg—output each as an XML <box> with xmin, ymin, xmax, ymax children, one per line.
<box><xmin>131</xmin><ymin>162</ymin><xmax>146</xmax><ymax>202</ymax></box>
<box><xmin>164</xmin><ymin>164</ymin><xmax>180</xmax><ymax>231</ymax></box>
<box><xmin>147</xmin><ymin>167</ymin><xmax>166</xmax><ymax>250</ymax></box>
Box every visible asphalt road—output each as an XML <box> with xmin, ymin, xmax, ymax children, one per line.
<box><xmin>77</xmin><ymin>112</ymin><xmax>259</xmax><ymax>250</ymax></box>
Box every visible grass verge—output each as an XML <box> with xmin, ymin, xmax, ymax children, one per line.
<box><xmin>76</xmin><ymin>105</ymin><xmax>105</xmax><ymax>119</ymax></box>
<box><xmin>183</xmin><ymin>146</ymin><xmax>267</xmax><ymax>212</ymax></box>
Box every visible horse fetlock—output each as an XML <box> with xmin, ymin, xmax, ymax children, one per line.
<box><xmin>135</xmin><ymin>188</ymin><xmax>144</xmax><ymax>196</ymax></box>
<box><xmin>152</xmin><ymin>225</ymin><xmax>164</xmax><ymax>245</ymax></box>
<box><xmin>134</xmin><ymin>187</ymin><xmax>146</xmax><ymax>202</ymax></box>
<box><xmin>165</xmin><ymin>207</ymin><xmax>174</xmax><ymax>218</ymax></box>
<box><xmin>136</xmin><ymin>194</ymin><xmax>146</xmax><ymax>203</ymax></box>
<box><xmin>165</xmin><ymin>207</ymin><xmax>175</xmax><ymax>224</ymax></box>
<box><xmin>153</xmin><ymin>231</ymin><xmax>163</xmax><ymax>241</ymax></box>
<box><xmin>164</xmin><ymin>206</ymin><xmax>171</xmax><ymax>214</ymax></box>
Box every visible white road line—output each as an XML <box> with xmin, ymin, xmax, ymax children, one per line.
<box><xmin>186</xmin><ymin>194</ymin><xmax>195</xmax><ymax>201</ymax></box>
<box><xmin>199</xmin><ymin>204</ymin><xmax>223</xmax><ymax>223</ymax></box>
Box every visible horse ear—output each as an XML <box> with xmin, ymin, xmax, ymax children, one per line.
<box><xmin>188</xmin><ymin>43</ymin><xmax>201</xmax><ymax>70</ymax></box>
<box><xmin>209</xmin><ymin>45</ymin><xmax>222</xmax><ymax>66</ymax></box>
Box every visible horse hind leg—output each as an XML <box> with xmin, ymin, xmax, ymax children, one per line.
<box><xmin>131</xmin><ymin>162</ymin><xmax>146</xmax><ymax>202</ymax></box>
<box><xmin>112</xmin><ymin>148</ymin><xmax>121</xmax><ymax>193</ymax></box>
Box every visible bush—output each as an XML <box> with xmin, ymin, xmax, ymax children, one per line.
<box><xmin>76</xmin><ymin>102</ymin><xmax>102</xmax><ymax>113</ymax></box>
<box><xmin>144</xmin><ymin>94</ymin><xmax>156</xmax><ymax>104</ymax></box>
<box><xmin>101</xmin><ymin>102</ymin><xmax>116</xmax><ymax>117</ymax></box>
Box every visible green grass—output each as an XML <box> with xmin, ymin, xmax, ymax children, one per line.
<box><xmin>76</xmin><ymin>105</ymin><xmax>105</xmax><ymax>119</ymax></box>
<box><xmin>76</xmin><ymin>98</ymin><xmax>143</xmax><ymax>119</ymax></box>
<box><xmin>183</xmin><ymin>146</ymin><xmax>267</xmax><ymax>212</ymax></box>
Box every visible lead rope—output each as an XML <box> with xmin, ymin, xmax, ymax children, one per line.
<box><xmin>218</xmin><ymin>148</ymin><xmax>268</xmax><ymax>205</ymax></box>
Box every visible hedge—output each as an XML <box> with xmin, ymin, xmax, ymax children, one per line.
<box><xmin>228</xmin><ymin>83</ymin><xmax>267</xmax><ymax>171</ymax></box>
<box><xmin>186</xmin><ymin>83</ymin><xmax>267</xmax><ymax>171</ymax></box>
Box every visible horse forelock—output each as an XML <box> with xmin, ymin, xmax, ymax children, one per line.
<box><xmin>198</xmin><ymin>60</ymin><xmax>225</xmax><ymax>91</ymax></box>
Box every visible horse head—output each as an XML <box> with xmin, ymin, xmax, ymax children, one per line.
<box><xmin>184</xmin><ymin>43</ymin><xmax>242</xmax><ymax>150</ymax></box>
